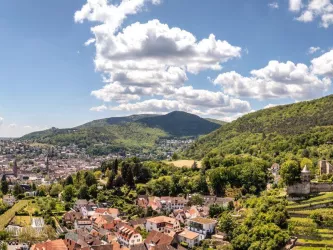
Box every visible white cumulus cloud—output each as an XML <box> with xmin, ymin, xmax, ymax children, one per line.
<box><xmin>76</xmin><ymin>0</ymin><xmax>247</xmax><ymax>119</ymax></box>
<box><xmin>289</xmin><ymin>0</ymin><xmax>333</xmax><ymax>28</ymax></box>
<box><xmin>214</xmin><ymin>60</ymin><xmax>331</xmax><ymax>101</ymax></box>
<box><xmin>311</xmin><ymin>49</ymin><xmax>333</xmax><ymax>77</ymax></box>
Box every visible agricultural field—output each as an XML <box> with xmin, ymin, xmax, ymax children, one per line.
<box><xmin>165</xmin><ymin>160</ymin><xmax>202</xmax><ymax>168</ymax></box>
<box><xmin>288</xmin><ymin>192</ymin><xmax>333</xmax><ymax>249</ymax></box>
<box><xmin>0</xmin><ymin>200</ymin><xmax>29</xmax><ymax>230</ymax></box>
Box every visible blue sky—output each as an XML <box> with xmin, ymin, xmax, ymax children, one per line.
<box><xmin>0</xmin><ymin>0</ymin><xmax>333</xmax><ymax>137</ymax></box>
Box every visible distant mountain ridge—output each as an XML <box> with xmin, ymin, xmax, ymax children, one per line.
<box><xmin>21</xmin><ymin>111</ymin><xmax>223</xmax><ymax>155</ymax></box>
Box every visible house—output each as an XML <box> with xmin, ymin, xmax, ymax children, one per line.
<box><xmin>65</xmin><ymin>229</ymin><xmax>101</xmax><ymax>247</ymax></box>
<box><xmin>116</xmin><ymin>225</ymin><xmax>143</xmax><ymax>247</ymax></box>
<box><xmin>128</xmin><ymin>218</ymin><xmax>147</xmax><ymax>230</ymax></box>
<box><xmin>93</xmin><ymin>208</ymin><xmax>119</xmax><ymax>218</ymax></box>
<box><xmin>144</xmin><ymin>230</ymin><xmax>175</xmax><ymax>247</ymax></box>
<box><xmin>93</xmin><ymin>215</ymin><xmax>119</xmax><ymax>230</ymax></box>
<box><xmin>74</xmin><ymin>219</ymin><xmax>93</xmax><ymax>230</ymax></box>
<box><xmin>63</xmin><ymin>211</ymin><xmax>84</xmax><ymax>226</ymax></box>
<box><xmin>146</xmin><ymin>216</ymin><xmax>181</xmax><ymax>236</ymax></box>
<box><xmin>31</xmin><ymin>239</ymin><xmax>68</xmax><ymax>250</ymax></box>
<box><xmin>159</xmin><ymin>197</ymin><xmax>187</xmax><ymax>211</ymax></box>
<box><xmin>187</xmin><ymin>217</ymin><xmax>217</xmax><ymax>240</ymax></box>
<box><xmin>177</xmin><ymin>230</ymin><xmax>200</xmax><ymax>248</ymax></box>
<box><xmin>2</xmin><ymin>195</ymin><xmax>16</xmax><ymax>207</ymax></box>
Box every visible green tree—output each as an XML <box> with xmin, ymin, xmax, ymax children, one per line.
<box><xmin>89</xmin><ymin>184</ymin><xmax>98</xmax><ymax>199</ymax></box>
<box><xmin>218</xmin><ymin>212</ymin><xmax>236</xmax><ymax>239</ymax></box>
<box><xmin>78</xmin><ymin>185</ymin><xmax>89</xmax><ymax>200</ymax></box>
<box><xmin>280</xmin><ymin>160</ymin><xmax>301</xmax><ymax>185</ymax></box>
<box><xmin>106</xmin><ymin>172</ymin><xmax>116</xmax><ymax>190</ymax></box>
<box><xmin>64</xmin><ymin>175</ymin><xmax>74</xmax><ymax>186</ymax></box>
<box><xmin>84</xmin><ymin>171</ymin><xmax>97</xmax><ymax>186</ymax></box>
<box><xmin>13</xmin><ymin>183</ymin><xmax>23</xmax><ymax>197</ymax></box>
<box><xmin>63</xmin><ymin>185</ymin><xmax>75</xmax><ymax>202</ymax></box>
<box><xmin>50</xmin><ymin>184</ymin><xmax>63</xmax><ymax>197</ymax></box>
<box><xmin>190</xmin><ymin>194</ymin><xmax>204</xmax><ymax>206</ymax></box>
<box><xmin>1</xmin><ymin>175</ymin><xmax>8</xmax><ymax>195</ymax></box>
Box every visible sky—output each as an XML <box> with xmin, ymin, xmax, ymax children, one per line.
<box><xmin>0</xmin><ymin>0</ymin><xmax>333</xmax><ymax>137</ymax></box>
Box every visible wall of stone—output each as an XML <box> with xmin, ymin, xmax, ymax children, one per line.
<box><xmin>310</xmin><ymin>182</ymin><xmax>333</xmax><ymax>192</ymax></box>
<box><xmin>287</xmin><ymin>182</ymin><xmax>311</xmax><ymax>195</ymax></box>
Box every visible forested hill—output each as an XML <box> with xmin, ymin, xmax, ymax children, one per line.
<box><xmin>185</xmin><ymin>94</ymin><xmax>333</xmax><ymax>161</ymax></box>
<box><xmin>20</xmin><ymin>111</ymin><xmax>222</xmax><ymax>154</ymax></box>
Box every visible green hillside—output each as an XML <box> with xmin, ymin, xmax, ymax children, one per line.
<box><xmin>21</xmin><ymin>111</ymin><xmax>222</xmax><ymax>155</ymax></box>
<box><xmin>185</xmin><ymin>95</ymin><xmax>333</xmax><ymax>163</ymax></box>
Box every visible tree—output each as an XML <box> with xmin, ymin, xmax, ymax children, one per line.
<box><xmin>63</xmin><ymin>185</ymin><xmax>75</xmax><ymax>202</ymax></box>
<box><xmin>50</xmin><ymin>184</ymin><xmax>63</xmax><ymax>197</ymax></box>
<box><xmin>280</xmin><ymin>160</ymin><xmax>301</xmax><ymax>185</ymax></box>
<box><xmin>209</xmin><ymin>204</ymin><xmax>224</xmax><ymax>218</ymax></box>
<box><xmin>1</xmin><ymin>175</ymin><xmax>8</xmax><ymax>195</ymax></box>
<box><xmin>218</xmin><ymin>212</ymin><xmax>236</xmax><ymax>239</ymax></box>
<box><xmin>112</xmin><ymin>159</ymin><xmax>119</xmax><ymax>174</ymax></box>
<box><xmin>106</xmin><ymin>172</ymin><xmax>116</xmax><ymax>189</ymax></box>
<box><xmin>114</xmin><ymin>175</ymin><xmax>124</xmax><ymax>187</ymax></box>
<box><xmin>172</xmin><ymin>153</ymin><xmax>179</xmax><ymax>161</ymax></box>
<box><xmin>190</xmin><ymin>194</ymin><xmax>204</xmax><ymax>206</ymax></box>
<box><xmin>78</xmin><ymin>185</ymin><xmax>89</xmax><ymax>200</ymax></box>
<box><xmin>64</xmin><ymin>175</ymin><xmax>74</xmax><ymax>186</ymax></box>
<box><xmin>13</xmin><ymin>183</ymin><xmax>23</xmax><ymax>197</ymax></box>
<box><xmin>84</xmin><ymin>171</ymin><xmax>97</xmax><ymax>186</ymax></box>
<box><xmin>89</xmin><ymin>184</ymin><xmax>98</xmax><ymax>198</ymax></box>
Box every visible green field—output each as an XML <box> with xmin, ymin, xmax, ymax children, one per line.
<box><xmin>0</xmin><ymin>200</ymin><xmax>29</xmax><ymax>230</ymax></box>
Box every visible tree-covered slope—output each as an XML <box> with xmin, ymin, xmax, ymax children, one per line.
<box><xmin>21</xmin><ymin>111</ymin><xmax>222</xmax><ymax>154</ymax></box>
<box><xmin>185</xmin><ymin>95</ymin><xmax>333</xmax><ymax>161</ymax></box>
<box><xmin>138</xmin><ymin>111</ymin><xmax>221</xmax><ymax>136</ymax></box>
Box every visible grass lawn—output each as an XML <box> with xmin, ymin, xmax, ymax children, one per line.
<box><xmin>0</xmin><ymin>200</ymin><xmax>29</xmax><ymax>230</ymax></box>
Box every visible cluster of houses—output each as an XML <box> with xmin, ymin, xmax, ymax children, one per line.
<box><xmin>30</xmin><ymin>195</ymin><xmax>234</xmax><ymax>250</ymax></box>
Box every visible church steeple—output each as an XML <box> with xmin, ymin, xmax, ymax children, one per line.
<box><xmin>13</xmin><ymin>159</ymin><xmax>18</xmax><ymax>177</ymax></box>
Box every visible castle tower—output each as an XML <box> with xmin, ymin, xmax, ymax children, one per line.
<box><xmin>13</xmin><ymin>159</ymin><xmax>18</xmax><ymax>177</ymax></box>
<box><xmin>301</xmin><ymin>165</ymin><xmax>311</xmax><ymax>183</ymax></box>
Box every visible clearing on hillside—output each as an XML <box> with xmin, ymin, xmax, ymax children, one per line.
<box><xmin>166</xmin><ymin>160</ymin><xmax>202</xmax><ymax>168</ymax></box>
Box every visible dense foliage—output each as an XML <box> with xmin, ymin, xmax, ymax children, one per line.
<box><xmin>218</xmin><ymin>195</ymin><xmax>289</xmax><ymax>250</ymax></box>
<box><xmin>185</xmin><ymin>95</ymin><xmax>333</xmax><ymax>164</ymax></box>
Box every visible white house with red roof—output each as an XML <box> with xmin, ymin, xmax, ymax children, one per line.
<box><xmin>116</xmin><ymin>225</ymin><xmax>143</xmax><ymax>247</ymax></box>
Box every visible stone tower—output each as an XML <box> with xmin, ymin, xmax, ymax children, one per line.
<box><xmin>319</xmin><ymin>160</ymin><xmax>333</xmax><ymax>175</ymax></box>
<box><xmin>13</xmin><ymin>159</ymin><xmax>18</xmax><ymax>177</ymax></box>
<box><xmin>301</xmin><ymin>165</ymin><xmax>311</xmax><ymax>183</ymax></box>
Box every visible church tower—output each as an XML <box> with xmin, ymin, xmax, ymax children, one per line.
<box><xmin>13</xmin><ymin>159</ymin><xmax>18</xmax><ymax>177</ymax></box>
